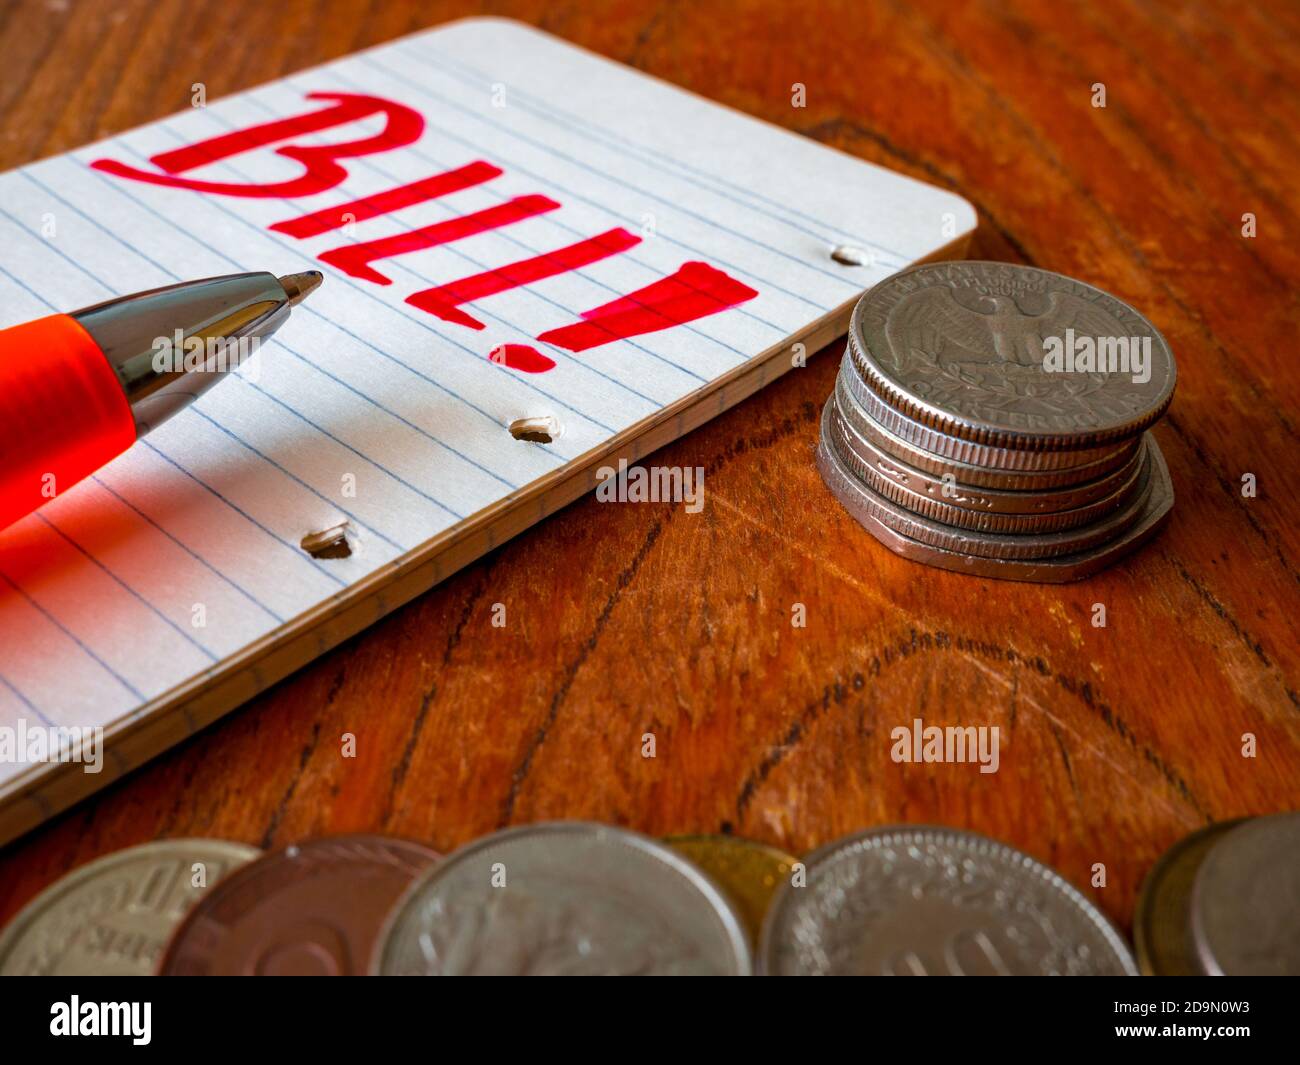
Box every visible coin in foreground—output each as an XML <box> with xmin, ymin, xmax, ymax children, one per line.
<box><xmin>1134</xmin><ymin>820</ymin><xmax>1243</xmax><ymax>976</ymax></box>
<box><xmin>375</xmin><ymin>822</ymin><xmax>752</xmax><ymax>975</ymax></box>
<box><xmin>760</xmin><ymin>826</ymin><xmax>1136</xmax><ymax>975</ymax></box>
<box><xmin>159</xmin><ymin>835</ymin><xmax>439</xmax><ymax>975</ymax></box>
<box><xmin>665</xmin><ymin>834</ymin><xmax>797</xmax><ymax>945</ymax></box>
<box><xmin>1190</xmin><ymin>811</ymin><xmax>1300</xmax><ymax>975</ymax></box>
<box><xmin>0</xmin><ymin>839</ymin><xmax>259</xmax><ymax>975</ymax></box>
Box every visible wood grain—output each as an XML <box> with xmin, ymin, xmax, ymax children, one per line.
<box><xmin>0</xmin><ymin>0</ymin><xmax>1297</xmax><ymax>937</ymax></box>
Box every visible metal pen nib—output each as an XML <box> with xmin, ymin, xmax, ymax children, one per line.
<box><xmin>70</xmin><ymin>270</ymin><xmax>323</xmax><ymax>436</ymax></box>
<box><xmin>279</xmin><ymin>270</ymin><xmax>323</xmax><ymax>306</ymax></box>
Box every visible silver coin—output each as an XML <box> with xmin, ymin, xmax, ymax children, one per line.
<box><xmin>818</xmin><ymin>402</ymin><xmax>1154</xmax><ymax>561</ymax></box>
<box><xmin>373</xmin><ymin>822</ymin><xmax>752</xmax><ymax>975</ymax></box>
<box><xmin>839</xmin><ymin>350</ymin><xmax>1137</xmax><ymax>471</ymax></box>
<box><xmin>828</xmin><ymin>400</ymin><xmax>1146</xmax><ymax>532</ymax></box>
<box><xmin>0</xmin><ymin>839</ymin><xmax>260</xmax><ymax>975</ymax></box>
<box><xmin>851</xmin><ymin>261</ymin><xmax>1176</xmax><ymax>449</ymax></box>
<box><xmin>1190</xmin><ymin>811</ymin><xmax>1300</xmax><ymax>975</ymax></box>
<box><xmin>760</xmin><ymin>825</ymin><xmax>1137</xmax><ymax>975</ymax></box>
<box><xmin>817</xmin><ymin>403</ymin><xmax>1174</xmax><ymax>582</ymax></box>
<box><xmin>835</xmin><ymin>361</ymin><xmax>1142</xmax><ymax>489</ymax></box>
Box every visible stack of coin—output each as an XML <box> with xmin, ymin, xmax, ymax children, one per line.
<box><xmin>1135</xmin><ymin>812</ymin><xmax>1300</xmax><ymax>975</ymax></box>
<box><xmin>817</xmin><ymin>261</ymin><xmax>1177</xmax><ymax>582</ymax></box>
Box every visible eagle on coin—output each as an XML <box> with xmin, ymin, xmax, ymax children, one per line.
<box><xmin>884</xmin><ymin>284</ymin><xmax>1129</xmax><ymax>399</ymax></box>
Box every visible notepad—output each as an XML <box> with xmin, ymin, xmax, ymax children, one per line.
<box><xmin>0</xmin><ymin>17</ymin><xmax>974</xmax><ymax>842</ymax></box>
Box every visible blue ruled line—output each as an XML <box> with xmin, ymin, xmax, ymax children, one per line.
<box><xmin>0</xmin><ymin>256</ymin><xmax>347</xmax><ymax>658</ymax></box>
<box><xmin>264</xmin><ymin>75</ymin><xmax>780</xmax><ymax>374</ymax></box>
<box><xmin>239</xmin><ymin>91</ymin><xmax>712</xmax><ymax>388</ymax></box>
<box><xmin>76</xmin><ymin>145</ymin><xmax>608</xmax><ymax>454</ymax></box>
<box><xmin>0</xmin><ymin>570</ymin><xmax>146</xmax><ymax>702</ymax></box>
<box><xmin>1</xmin><ymin>192</ymin><xmax>456</xmax><ymax>544</ymax></box>
<box><xmin>354</xmin><ymin>50</ymin><xmax>862</xmax><ymax>304</ymax></box>
<box><xmin>89</xmin><ymin>476</ymin><xmax>286</xmax><ymax>624</ymax></box>
<box><xmin>417</xmin><ymin>40</ymin><xmax>908</xmax><ymax>263</ymax></box>
<box><xmin>36</xmin><ymin>514</ymin><xmax>220</xmax><ymax>662</ymax></box>
<box><xmin>63</xmin><ymin>158</ymin><xmax>556</xmax><ymax>483</ymax></box>
<box><xmin>0</xmin><ymin>259</ymin><xmax>348</xmax><ymax>594</ymax></box>
<box><xmin>0</xmin><ymin>673</ymin><xmax>53</xmax><ymax>727</ymax></box>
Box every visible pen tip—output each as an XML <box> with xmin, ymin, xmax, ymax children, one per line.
<box><xmin>278</xmin><ymin>270</ymin><xmax>324</xmax><ymax>306</ymax></box>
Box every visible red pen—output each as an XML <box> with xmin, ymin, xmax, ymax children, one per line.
<box><xmin>0</xmin><ymin>270</ymin><xmax>322</xmax><ymax>532</ymax></box>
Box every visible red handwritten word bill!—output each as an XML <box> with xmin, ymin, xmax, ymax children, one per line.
<box><xmin>90</xmin><ymin>92</ymin><xmax>758</xmax><ymax>373</ymax></box>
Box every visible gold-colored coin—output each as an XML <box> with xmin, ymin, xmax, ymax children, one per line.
<box><xmin>0</xmin><ymin>838</ymin><xmax>260</xmax><ymax>975</ymax></box>
<box><xmin>1134</xmin><ymin>820</ymin><xmax>1243</xmax><ymax>976</ymax></box>
<box><xmin>665</xmin><ymin>834</ymin><xmax>797</xmax><ymax>945</ymax></box>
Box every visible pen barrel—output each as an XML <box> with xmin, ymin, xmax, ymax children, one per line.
<box><xmin>73</xmin><ymin>272</ymin><xmax>289</xmax><ymax>435</ymax></box>
<box><xmin>0</xmin><ymin>314</ymin><xmax>136</xmax><ymax>532</ymax></box>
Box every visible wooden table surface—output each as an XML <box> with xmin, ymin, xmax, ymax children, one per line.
<box><xmin>1</xmin><ymin>0</ymin><xmax>1297</xmax><ymax>937</ymax></box>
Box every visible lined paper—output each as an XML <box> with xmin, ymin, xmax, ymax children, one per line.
<box><xmin>0</xmin><ymin>19</ymin><xmax>974</xmax><ymax>808</ymax></box>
